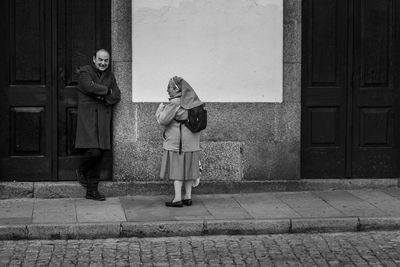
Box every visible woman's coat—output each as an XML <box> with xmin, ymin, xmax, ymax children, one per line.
<box><xmin>75</xmin><ymin>63</ymin><xmax>121</xmax><ymax>150</ymax></box>
<box><xmin>156</xmin><ymin>97</ymin><xmax>201</xmax><ymax>152</ymax></box>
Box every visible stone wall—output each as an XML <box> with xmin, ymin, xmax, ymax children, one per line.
<box><xmin>111</xmin><ymin>0</ymin><xmax>301</xmax><ymax>184</ymax></box>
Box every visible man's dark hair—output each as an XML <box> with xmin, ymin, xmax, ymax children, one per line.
<box><xmin>93</xmin><ymin>48</ymin><xmax>110</xmax><ymax>58</ymax></box>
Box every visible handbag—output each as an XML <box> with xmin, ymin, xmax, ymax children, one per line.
<box><xmin>192</xmin><ymin>160</ymin><xmax>202</xmax><ymax>187</ymax></box>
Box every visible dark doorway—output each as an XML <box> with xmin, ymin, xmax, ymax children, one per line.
<box><xmin>301</xmin><ymin>0</ymin><xmax>400</xmax><ymax>178</ymax></box>
<box><xmin>0</xmin><ymin>0</ymin><xmax>111</xmax><ymax>181</ymax></box>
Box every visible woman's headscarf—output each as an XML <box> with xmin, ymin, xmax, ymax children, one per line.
<box><xmin>170</xmin><ymin>76</ymin><xmax>203</xmax><ymax>109</ymax></box>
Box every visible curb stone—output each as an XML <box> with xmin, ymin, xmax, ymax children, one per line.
<box><xmin>358</xmin><ymin>217</ymin><xmax>400</xmax><ymax>231</ymax></box>
<box><xmin>1</xmin><ymin>217</ymin><xmax>399</xmax><ymax>240</ymax></box>
<box><xmin>121</xmin><ymin>221</ymin><xmax>204</xmax><ymax>238</ymax></box>
<box><xmin>205</xmin><ymin>219</ymin><xmax>291</xmax><ymax>235</ymax></box>
<box><xmin>290</xmin><ymin>217</ymin><xmax>359</xmax><ymax>233</ymax></box>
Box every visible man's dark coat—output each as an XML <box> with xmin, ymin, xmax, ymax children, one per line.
<box><xmin>75</xmin><ymin>63</ymin><xmax>121</xmax><ymax>150</ymax></box>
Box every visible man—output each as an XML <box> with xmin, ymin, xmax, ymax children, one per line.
<box><xmin>75</xmin><ymin>48</ymin><xmax>121</xmax><ymax>201</ymax></box>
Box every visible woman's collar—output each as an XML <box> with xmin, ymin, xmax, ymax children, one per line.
<box><xmin>169</xmin><ymin>92</ymin><xmax>182</xmax><ymax>101</ymax></box>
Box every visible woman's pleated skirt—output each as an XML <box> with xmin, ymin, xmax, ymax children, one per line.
<box><xmin>160</xmin><ymin>150</ymin><xmax>200</xmax><ymax>181</ymax></box>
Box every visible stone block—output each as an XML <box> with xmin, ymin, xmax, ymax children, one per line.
<box><xmin>359</xmin><ymin>217</ymin><xmax>400</xmax><ymax>231</ymax></box>
<box><xmin>113</xmin><ymin>141</ymin><xmax>163</xmax><ymax>181</ymax></box>
<box><xmin>0</xmin><ymin>182</ymin><xmax>33</xmax><ymax>199</ymax></box>
<box><xmin>242</xmin><ymin>141</ymin><xmax>299</xmax><ymax>180</ymax></box>
<box><xmin>200</xmin><ymin>142</ymin><xmax>243</xmax><ymax>181</ymax></box>
<box><xmin>125</xmin><ymin>182</ymin><xmax>173</xmax><ymax>195</ymax></box>
<box><xmin>283</xmin><ymin>63</ymin><xmax>301</xmax><ymax>103</ymax></box>
<box><xmin>284</xmin><ymin>0</ymin><xmax>301</xmax><ymax>23</ymax></box>
<box><xmin>27</xmin><ymin>224</ymin><xmax>77</xmax><ymax>240</ymax></box>
<box><xmin>112</xmin><ymin>0</ymin><xmax>131</xmax><ymax>23</ymax></box>
<box><xmin>136</xmin><ymin>103</ymin><xmax>162</xmax><ymax>142</ymax></box>
<box><xmin>283</xmin><ymin>0</ymin><xmax>301</xmax><ymax>63</ymax></box>
<box><xmin>34</xmin><ymin>182</ymin><xmax>85</xmax><ymax>198</ymax></box>
<box><xmin>291</xmin><ymin>217</ymin><xmax>359</xmax><ymax>233</ymax></box>
<box><xmin>276</xmin><ymin>103</ymin><xmax>301</xmax><ymax>142</ymax></box>
<box><xmin>0</xmin><ymin>225</ymin><xmax>28</xmax><ymax>240</ymax></box>
<box><xmin>121</xmin><ymin>221</ymin><xmax>204</xmax><ymax>237</ymax></box>
<box><xmin>76</xmin><ymin>223</ymin><xmax>121</xmax><ymax>239</ymax></box>
<box><xmin>203</xmin><ymin>103</ymin><xmax>278</xmax><ymax>142</ymax></box>
<box><xmin>205</xmin><ymin>219</ymin><xmax>291</xmax><ymax>235</ymax></box>
<box><xmin>98</xmin><ymin>182</ymin><xmax>128</xmax><ymax>197</ymax></box>
<box><xmin>112</xmin><ymin>62</ymin><xmax>132</xmax><ymax>95</ymax></box>
<box><xmin>112</xmin><ymin>21</ymin><xmax>132</xmax><ymax>62</ymax></box>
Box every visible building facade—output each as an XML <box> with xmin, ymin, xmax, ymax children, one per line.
<box><xmin>1</xmin><ymin>0</ymin><xmax>399</xmax><ymax>194</ymax></box>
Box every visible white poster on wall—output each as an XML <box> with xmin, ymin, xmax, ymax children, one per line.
<box><xmin>132</xmin><ymin>0</ymin><xmax>283</xmax><ymax>102</ymax></box>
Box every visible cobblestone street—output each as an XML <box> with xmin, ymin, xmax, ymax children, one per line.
<box><xmin>2</xmin><ymin>231</ymin><xmax>400</xmax><ymax>266</ymax></box>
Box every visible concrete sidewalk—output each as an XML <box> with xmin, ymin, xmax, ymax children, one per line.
<box><xmin>2</xmin><ymin>188</ymin><xmax>400</xmax><ymax>240</ymax></box>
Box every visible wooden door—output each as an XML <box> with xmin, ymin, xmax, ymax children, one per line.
<box><xmin>0</xmin><ymin>0</ymin><xmax>55</xmax><ymax>180</ymax></box>
<box><xmin>301</xmin><ymin>0</ymin><xmax>400</xmax><ymax>178</ymax></box>
<box><xmin>351</xmin><ymin>0</ymin><xmax>399</xmax><ymax>177</ymax></box>
<box><xmin>0</xmin><ymin>0</ymin><xmax>111</xmax><ymax>181</ymax></box>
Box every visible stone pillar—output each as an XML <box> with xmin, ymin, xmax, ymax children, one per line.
<box><xmin>111</xmin><ymin>0</ymin><xmax>135</xmax><ymax>181</ymax></box>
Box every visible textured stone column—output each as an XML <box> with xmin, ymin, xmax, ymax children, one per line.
<box><xmin>111</xmin><ymin>0</ymin><xmax>134</xmax><ymax>181</ymax></box>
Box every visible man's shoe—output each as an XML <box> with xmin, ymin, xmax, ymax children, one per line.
<box><xmin>165</xmin><ymin>200</ymin><xmax>183</xmax><ymax>207</ymax></box>
<box><xmin>76</xmin><ymin>169</ymin><xmax>87</xmax><ymax>188</ymax></box>
<box><xmin>86</xmin><ymin>190</ymin><xmax>106</xmax><ymax>201</ymax></box>
<box><xmin>182</xmin><ymin>199</ymin><xmax>192</xmax><ymax>206</ymax></box>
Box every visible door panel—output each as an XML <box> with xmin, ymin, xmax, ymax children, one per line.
<box><xmin>302</xmin><ymin>0</ymin><xmax>400</xmax><ymax>178</ymax></box>
<box><xmin>0</xmin><ymin>0</ymin><xmax>53</xmax><ymax>181</ymax></box>
<box><xmin>301</xmin><ymin>0</ymin><xmax>348</xmax><ymax>177</ymax></box>
<box><xmin>352</xmin><ymin>0</ymin><xmax>397</xmax><ymax>177</ymax></box>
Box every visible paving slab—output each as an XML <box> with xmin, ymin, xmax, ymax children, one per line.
<box><xmin>75</xmin><ymin>198</ymin><xmax>126</xmax><ymax>222</ymax></box>
<box><xmin>234</xmin><ymin>193</ymin><xmax>300</xmax><ymax>219</ymax></box>
<box><xmin>273</xmin><ymin>191</ymin><xmax>343</xmax><ymax>218</ymax></box>
<box><xmin>200</xmin><ymin>194</ymin><xmax>252</xmax><ymax>220</ymax></box>
<box><xmin>0</xmin><ymin>199</ymin><xmax>34</xmax><ymax>224</ymax></box>
<box><xmin>313</xmin><ymin>190</ymin><xmax>387</xmax><ymax>217</ymax></box>
<box><xmin>349</xmin><ymin>189</ymin><xmax>400</xmax><ymax>216</ymax></box>
<box><xmin>121</xmin><ymin>196</ymin><xmax>213</xmax><ymax>221</ymax></box>
<box><xmin>382</xmin><ymin>187</ymin><xmax>400</xmax><ymax>199</ymax></box>
<box><xmin>33</xmin><ymin>199</ymin><xmax>76</xmax><ymax>224</ymax></box>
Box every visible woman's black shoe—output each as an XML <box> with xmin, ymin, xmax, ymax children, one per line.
<box><xmin>165</xmin><ymin>200</ymin><xmax>183</xmax><ymax>207</ymax></box>
<box><xmin>182</xmin><ymin>199</ymin><xmax>192</xmax><ymax>206</ymax></box>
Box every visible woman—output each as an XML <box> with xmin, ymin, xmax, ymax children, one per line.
<box><xmin>156</xmin><ymin>76</ymin><xmax>202</xmax><ymax>207</ymax></box>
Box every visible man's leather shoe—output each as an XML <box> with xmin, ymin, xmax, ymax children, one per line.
<box><xmin>76</xmin><ymin>169</ymin><xmax>87</xmax><ymax>188</ymax></box>
<box><xmin>165</xmin><ymin>200</ymin><xmax>183</xmax><ymax>207</ymax></box>
<box><xmin>86</xmin><ymin>190</ymin><xmax>106</xmax><ymax>201</ymax></box>
<box><xmin>182</xmin><ymin>199</ymin><xmax>192</xmax><ymax>206</ymax></box>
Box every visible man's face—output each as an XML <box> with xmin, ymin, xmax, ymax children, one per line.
<box><xmin>93</xmin><ymin>50</ymin><xmax>110</xmax><ymax>72</ymax></box>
